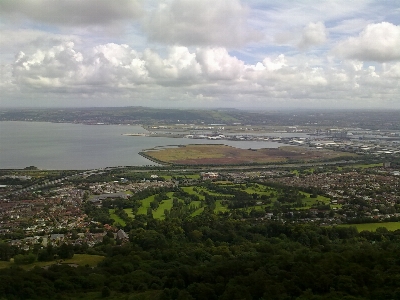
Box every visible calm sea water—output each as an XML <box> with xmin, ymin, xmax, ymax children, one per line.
<box><xmin>0</xmin><ymin>122</ymin><xmax>288</xmax><ymax>170</ymax></box>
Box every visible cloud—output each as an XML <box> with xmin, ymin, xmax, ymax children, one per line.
<box><xmin>13</xmin><ymin>42</ymin><xmax>84</xmax><ymax>89</ymax></box>
<box><xmin>142</xmin><ymin>46</ymin><xmax>201</xmax><ymax>83</ymax></box>
<box><xmin>144</xmin><ymin>0</ymin><xmax>261</xmax><ymax>47</ymax></box>
<box><xmin>298</xmin><ymin>22</ymin><xmax>328</xmax><ymax>49</ymax></box>
<box><xmin>196</xmin><ymin>48</ymin><xmax>244</xmax><ymax>80</ymax></box>
<box><xmin>274</xmin><ymin>22</ymin><xmax>327</xmax><ymax>50</ymax></box>
<box><xmin>329</xmin><ymin>18</ymin><xmax>372</xmax><ymax>35</ymax></box>
<box><xmin>383</xmin><ymin>62</ymin><xmax>400</xmax><ymax>78</ymax></box>
<box><xmin>0</xmin><ymin>0</ymin><xmax>143</xmax><ymax>26</ymax></box>
<box><xmin>7</xmin><ymin>38</ymin><xmax>400</xmax><ymax>109</ymax></box>
<box><xmin>333</xmin><ymin>22</ymin><xmax>400</xmax><ymax>62</ymax></box>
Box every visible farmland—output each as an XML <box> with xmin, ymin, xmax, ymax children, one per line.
<box><xmin>142</xmin><ymin>144</ymin><xmax>356</xmax><ymax>165</ymax></box>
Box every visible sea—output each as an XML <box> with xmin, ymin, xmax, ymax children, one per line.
<box><xmin>0</xmin><ymin>122</ymin><xmax>299</xmax><ymax>170</ymax></box>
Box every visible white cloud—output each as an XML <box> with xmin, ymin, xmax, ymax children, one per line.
<box><xmin>334</xmin><ymin>22</ymin><xmax>400</xmax><ymax>62</ymax></box>
<box><xmin>13</xmin><ymin>42</ymin><xmax>83</xmax><ymax>88</ymax></box>
<box><xmin>7</xmin><ymin>40</ymin><xmax>400</xmax><ymax>108</ymax></box>
<box><xmin>196</xmin><ymin>48</ymin><xmax>244</xmax><ymax>80</ymax></box>
<box><xmin>298</xmin><ymin>22</ymin><xmax>328</xmax><ymax>49</ymax></box>
<box><xmin>0</xmin><ymin>0</ymin><xmax>143</xmax><ymax>26</ymax></box>
<box><xmin>144</xmin><ymin>0</ymin><xmax>261</xmax><ymax>47</ymax></box>
<box><xmin>143</xmin><ymin>46</ymin><xmax>201</xmax><ymax>82</ymax></box>
<box><xmin>383</xmin><ymin>62</ymin><xmax>400</xmax><ymax>78</ymax></box>
<box><xmin>274</xmin><ymin>22</ymin><xmax>327</xmax><ymax>50</ymax></box>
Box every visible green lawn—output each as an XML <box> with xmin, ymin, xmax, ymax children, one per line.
<box><xmin>109</xmin><ymin>209</ymin><xmax>126</xmax><ymax>226</ymax></box>
<box><xmin>0</xmin><ymin>254</ymin><xmax>104</xmax><ymax>270</ymax></box>
<box><xmin>135</xmin><ymin>184</ymin><xmax>334</xmax><ymax>218</ymax></box>
<box><xmin>339</xmin><ymin>222</ymin><xmax>400</xmax><ymax>232</ymax></box>
<box><xmin>137</xmin><ymin>192</ymin><xmax>176</xmax><ymax>219</ymax></box>
<box><xmin>137</xmin><ymin>195</ymin><xmax>156</xmax><ymax>215</ymax></box>
<box><xmin>191</xmin><ymin>207</ymin><xmax>205</xmax><ymax>217</ymax></box>
<box><xmin>338</xmin><ymin>163</ymin><xmax>383</xmax><ymax>170</ymax></box>
<box><xmin>191</xmin><ymin>200</ymin><xmax>202</xmax><ymax>208</ymax></box>
<box><xmin>300</xmin><ymin>192</ymin><xmax>331</xmax><ymax>209</ymax></box>
<box><xmin>124</xmin><ymin>208</ymin><xmax>135</xmax><ymax>218</ymax></box>
<box><xmin>184</xmin><ymin>174</ymin><xmax>200</xmax><ymax>179</ymax></box>
<box><xmin>153</xmin><ymin>199</ymin><xmax>173</xmax><ymax>219</ymax></box>
<box><xmin>199</xmin><ymin>187</ymin><xmax>227</xmax><ymax>197</ymax></box>
<box><xmin>0</xmin><ymin>260</ymin><xmax>11</xmax><ymax>269</ymax></box>
<box><xmin>181</xmin><ymin>186</ymin><xmax>205</xmax><ymax>200</ymax></box>
<box><xmin>214</xmin><ymin>200</ymin><xmax>229</xmax><ymax>213</ymax></box>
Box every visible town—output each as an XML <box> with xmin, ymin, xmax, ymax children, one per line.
<box><xmin>1</xmin><ymin>159</ymin><xmax>400</xmax><ymax>252</ymax></box>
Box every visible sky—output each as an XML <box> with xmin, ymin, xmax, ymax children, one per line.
<box><xmin>0</xmin><ymin>0</ymin><xmax>399</xmax><ymax>110</ymax></box>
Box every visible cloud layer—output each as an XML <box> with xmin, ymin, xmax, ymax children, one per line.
<box><xmin>0</xmin><ymin>0</ymin><xmax>143</xmax><ymax>25</ymax></box>
<box><xmin>144</xmin><ymin>0</ymin><xmax>261</xmax><ymax>47</ymax></box>
<box><xmin>0</xmin><ymin>1</ymin><xmax>399</xmax><ymax>109</ymax></box>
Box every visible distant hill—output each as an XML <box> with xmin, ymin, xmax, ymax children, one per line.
<box><xmin>0</xmin><ymin>107</ymin><xmax>399</xmax><ymax>129</ymax></box>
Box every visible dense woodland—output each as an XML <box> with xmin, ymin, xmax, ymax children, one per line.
<box><xmin>2</xmin><ymin>210</ymin><xmax>400</xmax><ymax>299</ymax></box>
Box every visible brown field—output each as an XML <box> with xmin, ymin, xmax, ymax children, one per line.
<box><xmin>142</xmin><ymin>144</ymin><xmax>356</xmax><ymax>165</ymax></box>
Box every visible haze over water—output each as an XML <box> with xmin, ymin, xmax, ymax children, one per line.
<box><xmin>0</xmin><ymin>122</ymin><xmax>288</xmax><ymax>170</ymax></box>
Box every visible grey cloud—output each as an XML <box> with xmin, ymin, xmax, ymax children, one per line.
<box><xmin>144</xmin><ymin>0</ymin><xmax>262</xmax><ymax>47</ymax></box>
<box><xmin>0</xmin><ymin>0</ymin><xmax>143</xmax><ymax>26</ymax></box>
<box><xmin>298</xmin><ymin>22</ymin><xmax>328</xmax><ymax>49</ymax></box>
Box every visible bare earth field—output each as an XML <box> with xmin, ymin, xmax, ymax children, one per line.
<box><xmin>142</xmin><ymin>144</ymin><xmax>356</xmax><ymax>165</ymax></box>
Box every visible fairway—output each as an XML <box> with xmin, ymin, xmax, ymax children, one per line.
<box><xmin>339</xmin><ymin>222</ymin><xmax>400</xmax><ymax>232</ymax></box>
<box><xmin>109</xmin><ymin>209</ymin><xmax>126</xmax><ymax>226</ymax></box>
<box><xmin>131</xmin><ymin>183</ymin><xmax>338</xmax><ymax>220</ymax></box>
<box><xmin>124</xmin><ymin>208</ymin><xmax>134</xmax><ymax>218</ymax></box>
<box><xmin>300</xmin><ymin>192</ymin><xmax>331</xmax><ymax>209</ymax></box>
<box><xmin>191</xmin><ymin>207</ymin><xmax>204</xmax><ymax>216</ymax></box>
<box><xmin>137</xmin><ymin>195</ymin><xmax>156</xmax><ymax>215</ymax></box>
<box><xmin>214</xmin><ymin>200</ymin><xmax>229</xmax><ymax>213</ymax></box>
<box><xmin>153</xmin><ymin>199</ymin><xmax>173</xmax><ymax>219</ymax></box>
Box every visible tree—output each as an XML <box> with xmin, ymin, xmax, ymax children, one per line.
<box><xmin>102</xmin><ymin>286</ymin><xmax>111</xmax><ymax>297</ymax></box>
<box><xmin>0</xmin><ymin>242</ymin><xmax>14</xmax><ymax>261</ymax></box>
<box><xmin>13</xmin><ymin>253</ymin><xmax>36</xmax><ymax>265</ymax></box>
<box><xmin>58</xmin><ymin>243</ymin><xmax>74</xmax><ymax>259</ymax></box>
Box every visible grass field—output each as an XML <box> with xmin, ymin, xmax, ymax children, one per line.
<box><xmin>339</xmin><ymin>222</ymin><xmax>400</xmax><ymax>232</ymax></box>
<box><xmin>136</xmin><ymin>192</ymin><xmax>176</xmax><ymax>219</ymax></box>
<box><xmin>242</xmin><ymin>183</ymin><xmax>274</xmax><ymax>197</ymax></box>
<box><xmin>300</xmin><ymin>192</ymin><xmax>331</xmax><ymax>209</ymax></box>
<box><xmin>142</xmin><ymin>144</ymin><xmax>356</xmax><ymax>165</ymax></box>
<box><xmin>0</xmin><ymin>254</ymin><xmax>104</xmax><ymax>270</ymax></box>
<box><xmin>181</xmin><ymin>186</ymin><xmax>205</xmax><ymax>200</ymax></box>
<box><xmin>109</xmin><ymin>209</ymin><xmax>126</xmax><ymax>226</ymax></box>
<box><xmin>153</xmin><ymin>199</ymin><xmax>173</xmax><ymax>219</ymax></box>
<box><xmin>348</xmin><ymin>163</ymin><xmax>383</xmax><ymax>169</ymax></box>
<box><xmin>184</xmin><ymin>174</ymin><xmax>200</xmax><ymax>179</ymax></box>
<box><xmin>215</xmin><ymin>200</ymin><xmax>229</xmax><ymax>213</ymax></box>
<box><xmin>337</xmin><ymin>163</ymin><xmax>383</xmax><ymax>171</ymax></box>
<box><xmin>137</xmin><ymin>195</ymin><xmax>156</xmax><ymax>215</ymax></box>
<box><xmin>112</xmin><ymin>182</ymin><xmax>337</xmax><ymax>221</ymax></box>
<box><xmin>124</xmin><ymin>208</ymin><xmax>135</xmax><ymax>218</ymax></box>
<box><xmin>181</xmin><ymin>186</ymin><xmax>232</xmax><ymax>199</ymax></box>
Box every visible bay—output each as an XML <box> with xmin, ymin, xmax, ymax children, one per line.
<box><xmin>1</xmin><ymin>121</ymin><xmax>285</xmax><ymax>170</ymax></box>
